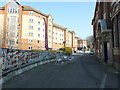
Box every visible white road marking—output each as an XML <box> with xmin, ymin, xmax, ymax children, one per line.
<box><xmin>100</xmin><ymin>73</ymin><xmax>107</xmax><ymax>88</ymax></box>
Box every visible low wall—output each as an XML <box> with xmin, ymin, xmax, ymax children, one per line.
<box><xmin>0</xmin><ymin>48</ymin><xmax>57</xmax><ymax>85</ymax></box>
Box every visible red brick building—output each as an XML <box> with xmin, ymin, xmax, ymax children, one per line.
<box><xmin>111</xmin><ymin>1</ymin><xmax>120</xmax><ymax>70</ymax></box>
<box><xmin>92</xmin><ymin>1</ymin><xmax>120</xmax><ymax>70</ymax></box>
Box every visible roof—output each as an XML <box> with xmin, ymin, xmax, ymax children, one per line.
<box><xmin>53</xmin><ymin>23</ymin><xmax>67</xmax><ymax>30</ymax></box>
<box><xmin>4</xmin><ymin>0</ymin><xmax>22</xmax><ymax>6</ymax></box>
<box><xmin>22</xmin><ymin>6</ymin><xmax>48</xmax><ymax>17</ymax></box>
<box><xmin>0</xmin><ymin>6</ymin><xmax>48</xmax><ymax>17</ymax></box>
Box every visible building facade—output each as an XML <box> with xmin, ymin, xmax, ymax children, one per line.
<box><xmin>74</xmin><ymin>37</ymin><xmax>78</xmax><ymax>51</ymax></box>
<box><xmin>52</xmin><ymin>23</ymin><xmax>65</xmax><ymax>50</ymax></box>
<box><xmin>92</xmin><ymin>0</ymin><xmax>120</xmax><ymax>70</ymax></box>
<box><xmin>77</xmin><ymin>39</ymin><xmax>87</xmax><ymax>50</ymax></box>
<box><xmin>111</xmin><ymin>1</ymin><xmax>120</xmax><ymax>70</ymax></box>
<box><xmin>0</xmin><ymin>0</ymin><xmax>78</xmax><ymax>51</ymax></box>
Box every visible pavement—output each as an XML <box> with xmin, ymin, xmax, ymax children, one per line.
<box><xmin>2</xmin><ymin>52</ymin><xmax>120</xmax><ymax>88</ymax></box>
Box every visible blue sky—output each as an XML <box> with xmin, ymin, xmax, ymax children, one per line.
<box><xmin>0</xmin><ymin>1</ymin><xmax>96</xmax><ymax>39</ymax></box>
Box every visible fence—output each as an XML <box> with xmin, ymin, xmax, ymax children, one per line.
<box><xmin>0</xmin><ymin>48</ymin><xmax>56</xmax><ymax>76</ymax></box>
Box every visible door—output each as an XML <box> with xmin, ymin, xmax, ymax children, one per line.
<box><xmin>104</xmin><ymin>42</ymin><xmax>108</xmax><ymax>62</ymax></box>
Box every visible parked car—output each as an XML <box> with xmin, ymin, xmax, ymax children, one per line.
<box><xmin>89</xmin><ymin>50</ymin><xmax>94</xmax><ymax>55</ymax></box>
<box><xmin>57</xmin><ymin>46</ymin><xmax>72</xmax><ymax>55</ymax></box>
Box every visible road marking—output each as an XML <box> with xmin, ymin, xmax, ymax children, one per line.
<box><xmin>100</xmin><ymin>73</ymin><xmax>107</xmax><ymax>88</ymax></box>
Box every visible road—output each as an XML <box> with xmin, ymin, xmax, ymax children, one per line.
<box><xmin>2</xmin><ymin>53</ymin><xmax>120</xmax><ymax>88</ymax></box>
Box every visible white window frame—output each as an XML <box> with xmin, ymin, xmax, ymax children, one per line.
<box><xmin>38</xmin><ymin>15</ymin><xmax>40</xmax><ymax>18</ymax></box>
<box><xmin>38</xmin><ymin>21</ymin><xmax>40</xmax><ymax>24</ymax></box>
<box><xmin>28</xmin><ymin>46</ymin><xmax>33</xmax><ymax>50</ymax></box>
<box><xmin>28</xmin><ymin>32</ymin><xmax>33</xmax><ymax>36</ymax></box>
<box><xmin>38</xmin><ymin>28</ymin><xmax>40</xmax><ymax>30</ymax></box>
<box><xmin>28</xmin><ymin>40</ymin><xmax>33</xmax><ymax>43</ymax></box>
<box><xmin>38</xmin><ymin>40</ymin><xmax>40</xmax><ymax>43</ymax></box>
<box><xmin>38</xmin><ymin>34</ymin><xmax>40</xmax><ymax>37</ymax></box>
<box><xmin>29</xmin><ymin>11</ymin><xmax>34</xmax><ymax>15</ymax></box>
<box><xmin>29</xmin><ymin>26</ymin><xmax>34</xmax><ymax>29</ymax></box>
<box><xmin>38</xmin><ymin>47</ymin><xmax>40</xmax><ymax>50</ymax></box>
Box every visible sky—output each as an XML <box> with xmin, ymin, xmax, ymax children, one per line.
<box><xmin>0</xmin><ymin>1</ymin><xmax>96</xmax><ymax>39</ymax></box>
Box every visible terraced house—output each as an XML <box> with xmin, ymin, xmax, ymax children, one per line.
<box><xmin>0</xmin><ymin>0</ymin><xmax>78</xmax><ymax>51</ymax></box>
<box><xmin>92</xmin><ymin>0</ymin><xmax>120</xmax><ymax>70</ymax></box>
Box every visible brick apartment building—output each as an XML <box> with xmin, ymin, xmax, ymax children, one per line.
<box><xmin>77</xmin><ymin>39</ymin><xmax>87</xmax><ymax>50</ymax></box>
<box><xmin>92</xmin><ymin>0</ymin><xmax>120</xmax><ymax>70</ymax></box>
<box><xmin>0</xmin><ymin>0</ymin><xmax>78</xmax><ymax>51</ymax></box>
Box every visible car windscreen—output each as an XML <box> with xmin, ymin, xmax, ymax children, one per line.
<box><xmin>59</xmin><ymin>48</ymin><xmax>65</xmax><ymax>51</ymax></box>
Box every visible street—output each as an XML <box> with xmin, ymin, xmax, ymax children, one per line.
<box><xmin>2</xmin><ymin>53</ymin><xmax>120</xmax><ymax>88</ymax></box>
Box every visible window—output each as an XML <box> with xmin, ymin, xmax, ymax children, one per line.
<box><xmin>29</xmin><ymin>11</ymin><xmax>34</xmax><ymax>15</ymax></box>
<box><xmin>7</xmin><ymin>8</ymin><xmax>10</xmax><ymax>13</ymax></box>
<box><xmin>38</xmin><ymin>40</ymin><xmax>40</xmax><ymax>43</ymax></box>
<box><xmin>7</xmin><ymin>18</ymin><xmax>9</xmax><ymax>22</ymax></box>
<box><xmin>38</xmin><ymin>34</ymin><xmax>40</xmax><ymax>37</ymax></box>
<box><xmin>38</xmin><ymin>28</ymin><xmax>40</xmax><ymax>30</ymax></box>
<box><xmin>49</xmin><ymin>30</ymin><xmax>51</xmax><ymax>32</ymax></box>
<box><xmin>56</xmin><ymin>38</ymin><xmax>57</xmax><ymax>40</ymax></box>
<box><xmin>10</xmin><ymin>8</ymin><xmax>12</xmax><ymax>13</ymax></box>
<box><xmin>38</xmin><ymin>47</ymin><xmax>40</xmax><ymax>50</ymax></box>
<box><xmin>13</xmin><ymin>8</ymin><xmax>15</xmax><ymax>13</ymax></box>
<box><xmin>43</xmin><ymin>35</ymin><xmax>44</xmax><ymax>37</ymax></box>
<box><xmin>16</xmin><ymin>25</ymin><xmax>19</xmax><ymax>30</ymax></box>
<box><xmin>28</xmin><ymin>32</ymin><xmax>33</xmax><ymax>36</ymax></box>
<box><xmin>16</xmin><ymin>32</ymin><xmax>19</xmax><ymax>37</ymax></box>
<box><xmin>29</xmin><ymin>19</ymin><xmax>34</xmax><ymax>22</ymax></box>
<box><xmin>29</xmin><ymin>26</ymin><xmax>34</xmax><ymax>29</ymax></box>
<box><xmin>38</xmin><ymin>21</ymin><xmax>40</xmax><ymax>24</ymax></box>
<box><xmin>17</xmin><ymin>8</ymin><xmax>19</xmax><ymax>13</ymax></box>
<box><xmin>43</xmin><ymin>29</ymin><xmax>44</xmax><ymax>32</ymax></box>
<box><xmin>28</xmin><ymin>40</ymin><xmax>33</xmax><ymax>43</ymax></box>
<box><xmin>6</xmin><ymin>32</ymin><xmax>8</xmax><ymax>36</ymax></box>
<box><xmin>16</xmin><ymin>39</ymin><xmax>18</xmax><ymax>44</ymax></box>
<box><xmin>38</xmin><ymin>15</ymin><xmax>40</xmax><ymax>18</ymax></box>
<box><xmin>28</xmin><ymin>46</ymin><xmax>33</xmax><ymax>50</ymax></box>
<box><xmin>8</xmin><ymin>8</ymin><xmax>19</xmax><ymax>13</ymax></box>
<box><xmin>6</xmin><ymin>25</ymin><xmax>9</xmax><ymax>29</ymax></box>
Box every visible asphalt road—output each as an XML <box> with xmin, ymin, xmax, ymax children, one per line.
<box><xmin>2</xmin><ymin>53</ymin><xmax>120</xmax><ymax>88</ymax></box>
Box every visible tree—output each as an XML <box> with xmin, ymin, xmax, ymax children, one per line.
<box><xmin>86</xmin><ymin>35</ymin><xmax>93</xmax><ymax>50</ymax></box>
